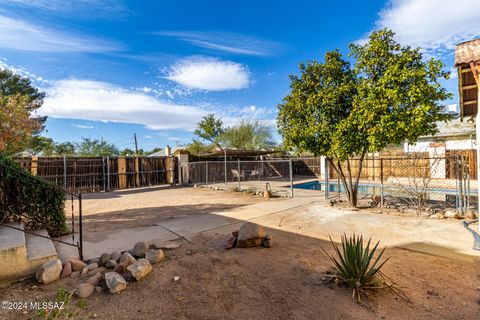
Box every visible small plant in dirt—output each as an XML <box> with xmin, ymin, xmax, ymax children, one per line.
<box><xmin>322</xmin><ymin>234</ymin><xmax>392</xmax><ymax>302</ymax></box>
<box><xmin>35</xmin><ymin>285</ymin><xmax>87</xmax><ymax>319</ymax></box>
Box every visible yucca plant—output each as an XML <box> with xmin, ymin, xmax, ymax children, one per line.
<box><xmin>322</xmin><ymin>234</ymin><xmax>390</xmax><ymax>302</ymax></box>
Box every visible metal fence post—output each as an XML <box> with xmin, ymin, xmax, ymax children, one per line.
<box><xmin>237</xmin><ymin>159</ymin><xmax>241</xmax><ymax>189</ymax></box>
<box><xmin>380</xmin><ymin>158</ymin><xmax>384</xmax><ymax>208</ymax></box>
<box><xmin>102</xmin><ymin>156</ymin><xmax>106</xmax><ymax>191</ymax></box>
<box><xmin>224</xmin><ymin>149</ymin><xmax>227</xmax><ymax>185</ymax></box>
<box><xmin>289</xmin><ymin>159</ymin><xmax>294</xmax><ymax>198</ymax></box>
<box><xmin>63</xmin><ymin>155</ymin><xmax>67</xmax><ymax>191</ymax></box>
<box><xmin>205</xmin><ymin>161</ymin><xmax>209</xmax><ymax>185</ymax></box>
<box><xmin>106</xmin><ymin>156</ymin><xmax>110</xmax><ymax>191</ymax></box>
<box><xmin>78</xmin><ymin>193</ymin><xmax>83</xmax><ymax>261</ymax></box>
<box><xmin>324</xmin><ymin>157</ymin><xmax>329</xmax><ymax>200</ymax></box>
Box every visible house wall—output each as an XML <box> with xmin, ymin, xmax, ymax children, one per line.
<box><xmin>404</xmin><ymin>137</ymin><xmax>476</xmax><ymax>152</ymax></box>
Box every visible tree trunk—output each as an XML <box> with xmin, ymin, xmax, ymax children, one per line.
<box><xmin>330</xmin><ymin>152</ymin><xmax>367</xmax><ymax>208</ymax></box>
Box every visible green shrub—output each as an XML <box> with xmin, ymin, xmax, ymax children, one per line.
<box><xmin>0</xmin><ymin>154</ymin><xmax>66</xmax><ymax>236</ymax></box>
<box><xmin>322</xmin><ymin>234</ymin><xmax>390</xmax><ymax>302</ymax></box>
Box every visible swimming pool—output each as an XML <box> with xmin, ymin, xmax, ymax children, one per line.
<box><xmin>293</xmin><ymin>180</ymin><xmax>475</xmax><ymax>197</ymax></box>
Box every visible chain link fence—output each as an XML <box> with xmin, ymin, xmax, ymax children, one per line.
<box><xmin>181</xmin><ymin>159</ymin><xmax>315</xmax><ymax>197</ymax></box>
<box><xmin>308</xmin><ymin>154</ymin><xmax>476</xmax><ymax>215</ymax></box>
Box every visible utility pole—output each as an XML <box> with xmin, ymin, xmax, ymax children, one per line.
<box><xmin>134</xmin><ymin>133</ymin><xmax>139</xmax><ymax>155</ymax></box>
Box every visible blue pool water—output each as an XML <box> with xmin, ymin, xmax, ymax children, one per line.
<box><xmin>293</xmin><ymin>180</ymin><xmax>475</xmax><ymax>197</ymax></box>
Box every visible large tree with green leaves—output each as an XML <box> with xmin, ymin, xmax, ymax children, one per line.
<box><xmin>194</xmin><ymin>114</ymin><xmax>225</xmax><ymax>148</ymax></box>
<box><xmin>76</xmin><ymin>138</ymin><xmax>119</xmax><ymax>156</ymax></box>
<box><xmin>0</xmin><ymin>69</ymin><xmax>47</xmax><ymax>154</ymax></box>
<box><xmin>277</xmin><ymin>29</ymin><xmax>451</xmax><ymax>207</ymax></box>
<box><xmin>221</xmin><ymin>120</ymin><xmax>275</xmax><ymax>150</ymax></box>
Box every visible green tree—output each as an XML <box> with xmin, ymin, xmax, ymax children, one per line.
<box><xmin>194</xmin><ymin>114</ymin><xmax>225</xmax><ymax>148</ymax></box>
<box><xmin>221</xmin><ymin>120</ymin><xmax>275</xmax><ymax>150</ymax></box>
<box><xmin>277</xmin><ymin>29</ymin><xmax>451</xmax><ymax>207</ymax></box>
<box><xmin>54</xmin><ymin>142</ymin><xmax>76</xmax><ymax>156</ymax></box>
<box><xmin>76</xmin><ymin>138</ymin><xmax>119</xmax><ymax>156</ymax></box>
<box><xmin>186</xmin><ymin>139</ymin><xmax>212</xmax><ymax>155</ymax></box>
<box><xmin>25</xmin><ymin>136</ymin><xmax>55</xmax><ymax>156</ymax></box>
<box><xmin>0</xmin><ymin>69</ymin><xmax>46</xmax><ymax>131</ymax></box>
<box><xmin>120</xmin><ymin>148</ymin><xmax>135</xmax><ymax>156</ymax></box>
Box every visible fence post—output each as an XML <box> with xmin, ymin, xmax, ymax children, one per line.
<box><xmin>31</xmin><ymin>156</ymin><xmax>38</xmax><ymax>176</ymax></box>
<box><xmin>224</xmin><ymin>149</ymin><xmax>227</xmax><ymax>185</ymax></box>
<box><xmin>237</xmin><ymin>159</ymin><xmax>241</xmax><ymax>189</ymax></box>
<box><xmin>324</xmin><ymin>158</ymin><xmax>329</xmax><ymax>201</ymax></box>
<box><xmin>205</xmin><ymin>161</ymin><xmax>209</xmax><ymax>185</ymax></box>
<box><xmin>102</xmin><ymin>157</ymin><xmax>106</xmax><ymax>191</ymax></box>
<box><xmin>63</xmin><ymin>155</ymin><xmax>67</xmax><ymax>191</ymax></box>
<box><xmin>118</xmin><ymin>157</ymin><xmax>127</xmax><ymax>189</ymax></box>
<box><xmin>78</xmin><ymin>193</ymin><xmax>83</xmax><ymax>261</ymax></box>
<box><xmin>380</xmin><ymin>159</ymin><xmax>384</xmax><ymax>208</ymax></box>
<box><xmin>106</xmin><ymin>156</ymin><xmax>110</xmax><ymax>191</ymax></box>
<box><xmin>467</xmin><ymin>156</ymin><xmax>471</xmax><ymax>212</ymax></box>
<box><xmin>289</xmin><ymin>159</ymin><xmax>294</xmax><ymax>198</ymax></box>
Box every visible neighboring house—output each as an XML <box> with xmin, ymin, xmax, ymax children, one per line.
<box><xmin>404</xmin><ymin>111</ymin><xmax>476</xmax><ymax>154</ymax></box>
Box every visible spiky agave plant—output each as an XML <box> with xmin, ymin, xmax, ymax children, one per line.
<box><xmin>322</xmin><ymin>234</ymin><xmax>390</xmax><ymax>302</ymax></box>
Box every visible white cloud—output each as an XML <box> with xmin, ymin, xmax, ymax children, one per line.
<box><xmin>39</xmin><ymin>79</ymin><xmax>207</xmax><ymax>130</ymax></box>
<box><xmin>165</xmin><ymin>57</ymin><xmax>250</xmax><ymax>91</ymax></box>
<box><xmin>0</xmin><ymin>15</ymin><xmax>121</xmax><ymax>52</ymax></box>
<box><xmin>2</xmin><ymin>0</ymin><xmax>126</xmax><ymax>17</ymax></box>
<box><xmin>374</xmin><ymin>0</ymin><xmax>480</xmax><ymax>55</ymax></box>
<box><xmin>0</xmin><ymin>60</ymin><xmax>51</xmax><ymax>85</ymax></box>
<box><xmin>72</xmin><ymin>124</ymin><xmax>94</xmax><ymax>129</ymax></box>
<box><xmin>144</xmin><ymin>135</ymin><xmax>153</xmax><ymax>139</ymax></box>
<box><xmin>155</xmin><ymin>31</ymin><xmax>278</xmax><ymax>56</ymax></box>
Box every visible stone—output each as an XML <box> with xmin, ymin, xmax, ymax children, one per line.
<box><xmin>119</xmin><ymin>252</ymin><xmax>136</xmax><ymax>266</ymax></box>
<box><xmin>86</xmin><ymin>262</ymin><xmax>98</xmax><ymax>271</ymax></box>
<box><xmin>95</xmin><ymin>286</ymin><xmax>102</xmax><ymax>293</ymax></box>
<box><xmin>75</xmin><ymin>283</ymin><xmax>94</xmax><ymax>298</ymax></box>
<box><xmin>149</xmin><ymin>240</ymin><xmax>183</xmax><ymax>250</ymax></box>
<box><xmin>261</xmin><ymin>235</ymin><xmax>272</xmax><ymax>248</ymax></box>
<box><xmin>70</xmin><ymin>271</ymin><xmax>81</xmax><ymax>278</ymax></box>
<box><xmin>70</xmin><ymin>260</ymin><xmax>87</xmax><ymax>271</ymax></box>
<box><xmin>60</xmin><ymin>262</ymin><xmax>72</xmax><ymax>278</ymax></box>
<box><xmin>86</xmin><ymin>272</ymin><xmax>104</xmax><ymax>286</ymax></box>
<box><xmin>173</xmin><ymin>276</ymin><xmax>180</xmax><ymax>282</ymax></box>
<box><xmin>145</xmin><ymin>249</ymin><xmax>164</xmax><ymax>264</ymax></box>
<box><xmin>237</xmin><ymin>222</ymin><xmax>266</xmax><ymax>248</ymax></box>
<box><xmin>430</xmin><ymin>212</ymin><xmax>445</xmax><ymax>219</ymax></box>
<box><xmin>105</xmin><ymin>259</ymin><xmax>118</xmax><ymax>269</ymax></box>
<box><xmin>88</xmin><ymin>266</ymin><xmax>106</xmax><ymax>276</ymax></box>
<box><xmin>99</xmin><ymin>253</ymin><xmax>110</xmax><ymax>267</ymax></box>
<box><xmin>105</xmin><ymin>272</ymin><xmax>127</xmax><ymax>293</ymax></box>
<box><xmin>110</xmin><ymin>251</ymin><xmax>121</xmax><ymax>262</ymax></box>
<box><xmin>113</xmin><ymin>263</ymin><xmax>127</xmax><ymax>275</ymax></box>
<box><xmin>132</xmin><ymin>241</ymin><xmax>148</xmax><ymax>258</ymax></box>
<box><xmin>36</xmin><ymin>259</ymin><xmax>62</xmax><ymax>284</ymax></box>
<box><xmin>89</xmin><ymin>258</ymin><xmax>100</xmax><ymax>265</ymax></box>
<box><xmin>444</xmin><ymin>210</ymin><xmax>456</xmax><ymax>218</ymax></box>
<box><xmin>465</xmin><ymin>211</ymin><xmax>478</xmax><ymax>219</ymax></box>
<box><xmin>126</xmin><ymin>259</ymin><xmax>152</xmax><ymax>281</ymax></box>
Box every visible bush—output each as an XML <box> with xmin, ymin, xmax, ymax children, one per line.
<box><xmin>322</xmin><ymin>234</ymin><xmax>390</xmax><ymax>302</ymax></box>
<box><xmin>0</xmin><ymin>154</ymin><xmax>66</xmax><ymax>236</ymax></box>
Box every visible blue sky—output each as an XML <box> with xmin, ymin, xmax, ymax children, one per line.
<box><xmin>1</xmin><ymin>0</ymin><xmax>479</xmax><ymax>151</ymax></box>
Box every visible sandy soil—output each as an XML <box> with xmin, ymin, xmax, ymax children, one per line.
<box><xmin>1</xmin><ymin>187</ymin><xmax>479</xmax><ymax>319</ymax></box>
<box><xmin>77</xmin><ymin>186</ymin><xmax>268</xmax><ymax>237</ymax></box>
<box><xmin>1</xmin><ymin>227</ymin><xmax>479</xmax><ymax>320</ymax></box>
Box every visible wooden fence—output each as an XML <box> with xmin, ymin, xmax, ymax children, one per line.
<box><xmin>14</xmin><ymin>156</ymin><xmax>178</xmax><ymax>193</ymax></box>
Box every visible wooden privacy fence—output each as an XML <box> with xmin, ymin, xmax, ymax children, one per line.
<box><xmin>14</xmin><ymin>156</ymin><xmax>178</xmax><ymax>193</ymax></box>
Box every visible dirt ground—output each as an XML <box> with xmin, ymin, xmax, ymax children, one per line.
<box><xmin>78</xmin><ymin>186</ymin><xmax>267</xmax><ymax>237</ymax></box>
<box><xmin>1</xmin><ymin>186</ymin><xmax>479</xmax><ymax>319</ymax></box>
<box><xmin>1</xmin><ymin>227</ymin><xmax>479</xmax><ymax>320</ymax></box>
